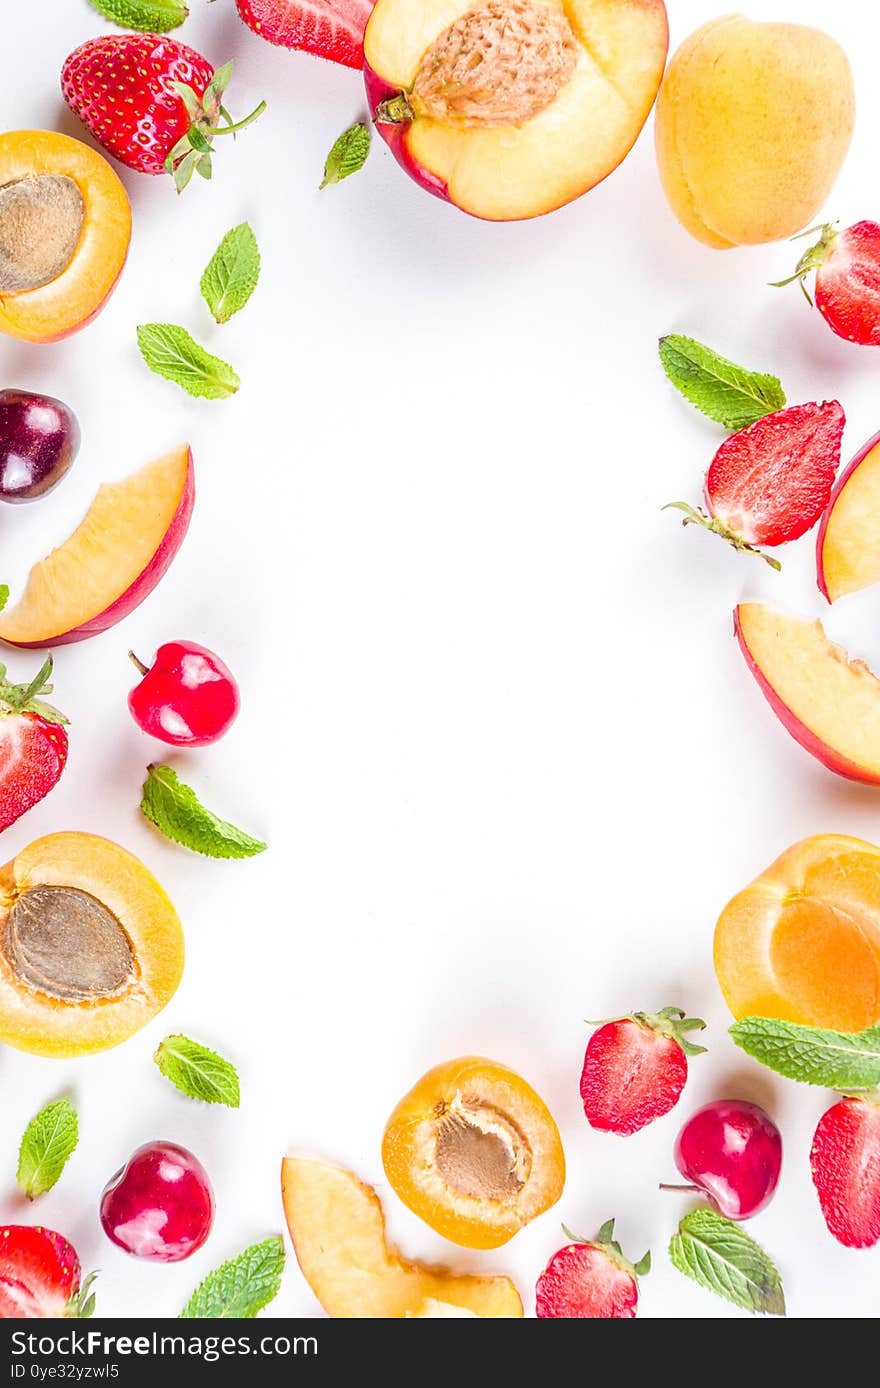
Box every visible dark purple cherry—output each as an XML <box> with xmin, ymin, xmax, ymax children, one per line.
<box><xmin>0</xmin><ymin>388</ymin><xmax>80</xmax><ymax>503</ymax></box>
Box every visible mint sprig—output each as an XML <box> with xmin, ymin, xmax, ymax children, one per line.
<box><xmin>17</xmin><ymin>1099</ymin><xmax>78</xmax><ymax>1200</ymax></box>
<box><xmin>730</xmin><ymin>1016</ymin><xmax>880</xmax><ymax>1090</ymax></box>
<box><xmin>320</xmin><ymin>122</ymin><xmax>370</xmax><ymax>189</ymax></box>
<box><xmin>137</xmin><ymin>324</ymin><xmax>240</xmax><ymax>399</ymax></box>
<box><xmin>155</xmin><ymin>1034</ymin><xmax>240</xmax><ymax>1107</ymax></box>
<box><xmin>87</xmin><ymin>0</ymin><xmax>189</xmax><ymax>30</ymax></box>
<box><xmin>201</xmin><ymin>223</ymin><xmax>261</xmax><ymax>324</ymax></box>
<box><xmin>180</xmin><ymin>1237</ymin><xmax>284</xmax><ymax>1318</ymax></box>
<box><xmin>140</xmin><ymin>764</ymin><xmax>267</xmax><ymax>859</ymax></box>
<box><xmin>669</xmin><ymin>1209</ymin><xmax>785</xmax><ymax>1316</ymax></box>
<box><xmin>659</xmin><ymin>335</ymin><xmax>786</xmax><ymax>430</ymax></box>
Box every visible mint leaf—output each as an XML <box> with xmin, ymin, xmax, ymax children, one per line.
<box><xmin>137</xmin><ymin>324</ymin><xmax>239</xmax><ymax>400</ymax></box>
<box><xmin>155</xmin><ymin>1034</ymin><xmax>240</xmax><ymax>1107</ymax></box>
<box><xmin>17</xmin><ymin>1099</ymin><xmax>78</xmax><ymax>1200</ymax></box>
<box><xmin>730</xmin><ymin>1016</ymin><xmax>880</xmax><ymax>1090</ymax></box>
<box><xmin>659</xmin><ymin>335</ymin><xmax>786</xmax><ymax>430</ymax></box>
<box><xmin>180</xmin><ymin>1237</ymin><xmax>284</xmax><ymax>1318</ymax></box>
<box><xmin>87</xmin><ymin>0</ymin><xmax>188</xmax><ymax>29</ymax></box>
<box><xmin>320</xmin><ymin>122</ymin><xmax>370</xmax><ymax>189</ymax></box>
<box><xmin>669</xmin><ymin>1209</ymin><xmax>784</xmax><ymax>1316</ymax></box>
<box><xmin>200</xmin><ymin>223</ymin><xmax>261</xmax><ymax>324</ymax></box>
<box><xmin>140</xmin><ymin>764</ymin><xmax>266</xmax><ymax>859</ymax></box>
<box><xmin>0</xmin><ymin>586</ymin><xmax>8</xmax><ymax>613</ymax></box>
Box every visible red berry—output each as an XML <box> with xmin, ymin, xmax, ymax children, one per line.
<box><xmin>128</xmin><ymin>641</ymin><xmax>240</xmax><ymax>748</ymax></box>
<box><xmin>580</xmin><ymin>1007</ymin><xmax>706</xmax><ymax>1136</ymax></box>
<box><xmin>0</xmin><ymin>656</ymin><xmax>68</xmax><ymax>831</ymax></box>
<box><xmin>672</xmin><ymin>1099</ymin><xmax>782</xmax><ymax>1220</ymax></box>
<box><xmin>0</xmin><ymin>1226</ymin><xmax>92</xmax><ymax>1319</ymax></box>
<box><xmin>811</xmin><ymin>1096</ymin><xmax>880</xmax><ymax>1248</ymax></box>
<box><xmin>535</xmin><ymin>1220</ymin><xmax>649</xmax><ymax>1318</ymax></box>
<box><xmin>100</xmin><ymin>1141</ymin><xmax>214</xmax><ymax>1263</ymax></box>
<box><xmin>776</xmin><ymin>221</ymin><xmax>880</xmax><ymax>347</ymax></box>
<box><xmin>236</xmin><ymin>0</ymin><xmax>373</xmax><ymax>69</ymax></box>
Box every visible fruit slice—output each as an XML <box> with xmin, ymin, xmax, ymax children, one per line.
<box><xmin>236</xmin><ymin>0</ymin><xmax>373</xmax><ymax>68</ymax></box>
<box><xmin>811</xmin><ymin>1097</ymin><xmax>880</xmax><ymax>1248</ymax></box>
<box><xmin>714</xmin><ymin>834</ymin><xmax>880</xmax><ymax>1030</ymax></box>
<box><xmin>535</xmin><ymin>1220</ymin><xmax>648</xmax><ymax>1318</ymax></box>
<box><xmin>0</xmin><ymin>832</ymin><xmax>184</xmax><ymax>1057</ymax></box>
<box><xmin>817</xmin><ymin>430</ymin><xmax>880</xmax><ymax>602</ymax></box>
<box><xmin>735</xmin><ymin>602</ymin><xmax>880</xmax><ymax>783</ymax></box>
<box><xmin>364</xmin><ymin>0</ymin><xmax>669</xmax><ymax>221</ymax></box>
<box><xmin>0</xmin><ymin>131</ymin><xmax>130</xmax><ymax>343</ymax></box>
<box><xmin>0</xmin><ymin>1226</ymin><xmax>90</xmax><ymax>1319</ymax></box>
<box><xmin>382</xmin><ymin>1055</ymin><xmax>564</xmax><ymax>1249</ymax></box>
<box><xmin>280</xmin><ymin>1157</ymin><xmax>523</xmax><ymax>1317</ymax></box>
<box><xmin>0</xmin><ymin>444</ymin><xmax>194</xmax><ymax>649</ymax></box>
<box><xmin>406</xmin><ymin>1298</ymin><xmax>480</xmax><ymax>1317</ymax></box>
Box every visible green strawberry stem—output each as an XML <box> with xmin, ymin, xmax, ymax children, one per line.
<box><xmin>211</xmin><ymin>102</ymin><xmax>266</xmax><ymax>137</ymax></box>
<box><xmin>664</xmin><ymin>502</ymin><xmax>782</xmax><ymax>571</ymax></box>
<box><xmin>770</xmin><ymin>222</ymin><xmax>839</xmax><ymax>305</ymax></box>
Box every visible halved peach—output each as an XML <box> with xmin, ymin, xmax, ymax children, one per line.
<box><xmin>735</xmin><ymin>602</ymin><xmax>880</xmax><ymax>784</ymax></box>
<box><xmin>817</xmin><ymin>430</ymin><xmax>880</xmax><ymax>603</ymax></box>
<box><xmin>281</xmin><ymin>1156</ymin><xmax>523</xmax><ymax>1317</ymax></box>
<box><xmin>364</xmin><ymin>0</ymin><xmax>669</xmax><ymax>221</ymax></box>
<box><xmin>0</xmin><ymin>444</ymin><xmax>194</xmax><ymax>649</ymax></box>
<box><xmin>0</xmin><ymin>832</ymin><xmax>184</xmax><ymax>1057</ymax></box>
<box><xmin>382</xmin><ymin>1056</ymin><xmax>565</xmax><ymax>1249</ymax></box>
<box><xmin>0</xmin><ymin>131</ymin><xmax>131</xmax><ymax>343</ymax></box>
<box><xmin>714</xmin><ymin>835</ymin><xmax>880</xmax><ymax>1030</ymax></box>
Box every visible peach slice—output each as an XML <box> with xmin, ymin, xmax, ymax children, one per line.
<box><xmin>0</xmin><ymin>444</ymin><xmax>194</xmax><ymax>649</ymax></box>
<box><xmin>0</xmin><ymin>131</ymin><xmax>131</xmax><ymax>343</ymax></box>
<box><xmin>817</xmin><ymin>430</ymin><xmax>880</xmax><ymax>603</ymax></box>
<box><xmin>714</xmin><ymin>835</ymin><xmax>880</xmax><ymax>1030</ymax></box>
<box><xmin>364</xmin><ymin>0</ymin><xmax>669</xmax><ymax>221</ymax></box>
<box><xmin>735</xmin><ymin>602</ymin><xmax>880</xmax><ymax>784</ymax></box>
<box><xmin>0</xmin><ymin>832</ymin><xmax>184</xmax><ymax>1057</ymax></box>
<box><xmin>382</xmin><ymin>1056</ymin><xmax>565</xmax><ymax>1249</ymax></box>
<box><xmin>280</xmin><ymin>1157</ymin><xmax>523</xmax><ymax>1318</ymax></box>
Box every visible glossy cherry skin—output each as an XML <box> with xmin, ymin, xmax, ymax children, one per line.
<box><xmin>674</xmin><ymin>1100</ymin><xmax>782</xmax><ymax>1220</ymax></box>
<box><xmin>100</xmin><ymin>1141</ymin><xmax>214</xmax><ymax>1262</ymax></box>
<box><xmin>128</xmin><ymin>641</ymin><xmax>240</xmax><ymax>747</ymax></box>
<box><xmin>0</xmin><ymin>389</ymin><xmax>80</xmax><ymax>503</ymax></box>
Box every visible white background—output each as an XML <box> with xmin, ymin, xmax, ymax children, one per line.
<box><xmin>1</xmin><ymin>0</ymin><xmax>879</xmax><ymax>1321</ymax></box>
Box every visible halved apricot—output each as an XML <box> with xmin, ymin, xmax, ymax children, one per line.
<box><xmin>0</xmin><ymin>833</ymin><xmax>184</xmax><ymax>1057</ymax></box>
<box><xmin>0</xmin><ymin>131</ymin><xmax>131</xmax><ymax>343</ymax></box>
<box><xmin>382</xmin><ymin>1056</ymin><xmax>565</xmax><ymax>1249</ymax></box>
<box><xmin>714</xmin><ymin>835</ymin><xmax>880</xmax><ymax>1031</ymax></box>
<box><xmin>281</xmin><ymin>1156</ymin><xmax>523</xmax><ymax>1317</ymax></box>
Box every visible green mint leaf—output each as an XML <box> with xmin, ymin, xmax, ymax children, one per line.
<box><xmin>320</xmin><ymin>122</ymin><xmax>370</xmax><ymax>189</ymax></box>
<box><xmin>200</xmin><ymin>223</ymin><xmax>261</xmax><ymax>324</ymax></box>
<box><xmin>155</xmin><ymin>1034</ymin><xmax>240</xmax><ymax>1107</ymax></box>
<box><xmin>180</xmin><ymin>1237</ymin><xmax>284</xmax><ymax>1318</ymax></box>
<box><xmin>0</xmin><ymin>586</ymin><xmax>8</xmax><ymax>613</ymax></box>
<box><xmin>730</xmin><ymin>1016</ymin><xmax>880</xmax><ymax>1090</ymax></box>
<box><xmin>16</xmin><ymin>1099</ymin><xmax>78</xmax><ymax>1200</ymax></box>
<box><xmin>659</xmin><ymin>335</ymin><xmax>786</xmax><ymax>430</ymax></box>
<box><xmin>87</xmin><ymin>0</ymin><xmax>189</xmax><ymax>31</ymax></box>
<box><xmin>669</xmin><ymin>1209</ymin><xmax>785</xmax><ymax>1316</ymax></box>
<box><xmin>137</xmin><ymin>324</ymin><xmax>239</xmax><ymax>400</ymax></box>
<box><xmin>140</xmin><ymin>764</ymin><xmax>267</xmax><ymax>860</ymax></box>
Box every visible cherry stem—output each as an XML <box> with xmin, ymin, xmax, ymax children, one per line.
<box><xmin>128</xmin><ymin>652</ymin><xmax>149</xmax><ymax>678</ymax></box>
<box><xmin>212</xmin><ymin>101</ymin><xmax>267</xmax><ymax>136</ymax></box>
<box><xmin>658</xmin><ymin>1182</ymin><xmax>701</xmax><ymax>1195</ymax></box>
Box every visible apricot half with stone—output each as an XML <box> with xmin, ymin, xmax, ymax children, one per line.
<box><xmin>0</xmin><ymin>131</ymin><xmax>131</xmax><ymax>343</ymax></box>
<box><xmin>382</xmin><ymin>1056</ymin><xmax>565</xmax><ymax>1249</ymax></box>
<box><xmin>0</xmin><ymin>833</ymin><xmax>184</xmax><ymax>1057</ymax></box>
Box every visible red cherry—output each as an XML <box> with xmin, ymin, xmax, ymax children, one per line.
<box><xmin>100</xmin><ymin>1141</ymin><xmax>214</xmax><ymax>1262</ymax></box>
<box><xmin>127</xmin><ymin>641</ymin><xmax>240</xmax><ymax>747</ymax></box>
<box><xmin>668</xmin><ymin>1100</ymin><xmax>782</xmax><ymax>1220</ymax></box>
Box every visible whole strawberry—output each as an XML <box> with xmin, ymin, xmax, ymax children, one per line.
<box><xmin>0</xmin><ymin>656</ymin><xmax>68</xmax><ymax>833</ymax></box>
<box><xmin>580</xmin><ymin>1006</ymin><xmax>706</xmax><ymax>1136</ymax></box>
<box><xmin>668</xmin><ymin>400</ymin><xmax>845</xmax><ymax>568</ymax></box>
<box><xmin>0</xmin><ymin>1226</ymin><xmax>95</xmax><ymax>1318</ymax></box>
<box><xmin>237</xmin><ymin>0</ymin><xmax>373</xmax><ymax>69</ymax></box>
<box><xmin>774</xmin><ymin>221</ymin><xmax>880</xmax><ymax>347</ymax></box>
<box><xmin>61</xmin><ymin>35</ymin><xmax>265</xmax><ymax>192</ymax></box>
<box><xmin>811</xmin><ymin>1096</ymin><xmax>880</xmax><ymax>1248</ymax></box>
<box><xmin>536</xmin><ymin>1219</ymin><xmax>649</xmax><ymax>1318</ymax></box>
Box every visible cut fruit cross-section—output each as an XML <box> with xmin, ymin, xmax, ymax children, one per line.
<box><xmin>817</xmin><ymin>429</ymin><xmax>880</xmax><ymax>603</ymax></box>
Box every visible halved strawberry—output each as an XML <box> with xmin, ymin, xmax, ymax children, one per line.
<box><xmin>0</xmin><ymin>655</ymin><xmax>69</xmax><ymax>833</ymax></box>
<box><xmin>811</xmin><ymin>1096</ymin><xmax>880</xmax><ymax>1249</ymax></box>
<box><xmin>668</xmin><ymin>400</ymin><xmax>845</xmax><ymax>568</ymax></box>
<box><xmin>580</xmin><ymin>1007</ymin><xmax>706</xmax><ymax>1136</ymax></box>
<box><xmin>0</xmin><ymin>1226</ymin><xmax>95</xmax><ymax>1319</ymax></box>
<box><xmin>536</xmin><ymin>1219</ymin><xmax>649</xmax><ymax>1318</ymax></box>
<box><xmin>774</xmin><ymin>221</ymin><xmax>880</xmax><ymax>347</ymax></box>
<box><xmin>236</xmin><ymin>0</ymin><xmax>374</xmax><ymax>69</ymax></box>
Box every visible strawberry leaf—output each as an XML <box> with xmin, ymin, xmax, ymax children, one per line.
<box><xmin>179</xmin><ymin>1238</ymin><xmax>284</xmax><ymax>1318</ymax></box>
<box><xmin>87</xmin><ymin>0</ymin><xmax>189</xmax><ymax>32</ymax></box>
<box><xmin>659</xmin><ymin>336</ymin><xmax>786</xmax><ymax>430</ymax></box>
<box><xmin>730</xmin><ymin>1016</ymin><xmax>880</xmax><ymax>1090</ymax></box>
<box><xmin>669</xmin><ymin>1209</ymin><xmax>785</xmax><ymax>1316</ymax></box>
